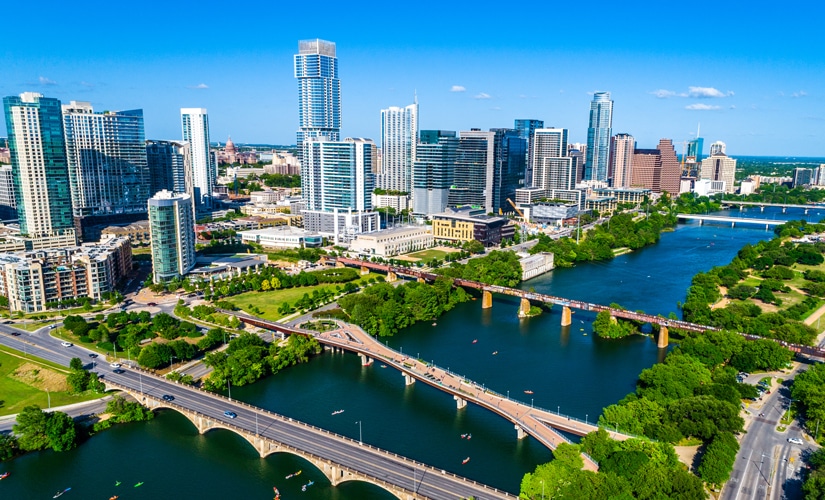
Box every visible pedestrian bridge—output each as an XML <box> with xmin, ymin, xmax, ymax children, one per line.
<box><xmin>102</xmin><ymin>375</ymin><xmax>514</xmax><ymax>500</ymax></box>
<box><xmin>235</xmin><ymin>313</ymin><xmax>642</xmax><ymax>472</ymax></box>
<box><xmin>721</xmin><ymin>200</ymin><xmax>823</xmax><ymax>213</ymax></box>
<box><xmin>676</xmin><ymin>213</ymin><xmax>784</xmax><ymax>228</ymax></box>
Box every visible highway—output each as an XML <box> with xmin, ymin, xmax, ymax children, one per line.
<box><xmin>0</xmin><ymin>322</ymin><xmax>514</xmax><ymax>499</ymax></box>
<box><xmin>722</xmin><ymin>374</ymin><xmax>813</xmax><ymax>500</ymax></box>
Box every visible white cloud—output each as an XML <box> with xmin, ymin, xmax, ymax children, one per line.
<box><xmin>688</xmin><ymin>86</ymin><xmax>733</xmax><ymax>98</ymax></box>
<box><xmin>685</xmin><ymin>103</ymin><xmax>721</xmax><ymax>110</ymax></box>
<box><xmin>792</xmin><ymin>90</ymin><xmax>808</xmax><ymax>98</ymax></box>
<box><xmin>450</xmin><ymin>85</ymin><xmax>466</xmax><ymax>92</ymax></box>
<box><xmin>188</xmin><ymin>83</ymin><xmax>209</xmax><ymax>89</ymax></box>
<box><xmin>490</xmin><ymin>106</ymin><xmax>502</xmax><ymax>110</ymax></box>
<box><xmin>38</xmin><ymin>76</ymin><xmax>57</xmax><ymax>86</ymax></box>
<box><xmin>80</xmin><ymin>81</ymin><xmax>95</xmax><ymax>88</ymax></box>
<box><xmin>651</xmin><ymin>89</ymin><xmax>678</xmax><ymax>98</ymax></box>
<box><xmin>474</xmin><ymin>92</ymin><xmax>492</xmax><ymax>100</ymax></box>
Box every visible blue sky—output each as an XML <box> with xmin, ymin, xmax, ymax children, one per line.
<box><xmin>2</xmin><ymin>1</ymin><xmax>823</xmax><ymax>156</ymax></box>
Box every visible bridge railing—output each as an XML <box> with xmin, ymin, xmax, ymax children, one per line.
<box><xmin>108</xmin><ymin>370</ymin><xmax>516</xmax><ymax>498</ymax></box>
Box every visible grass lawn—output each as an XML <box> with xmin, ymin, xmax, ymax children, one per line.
<box><xmin>15</xmin><ymin>320</ymin><xmax>60</xmax><ymax>332</ymax></box>
<box><xmin>226</xmin><ymin>273</ymin><xmax>384</xmax><ymax>320</ymax></box>
<box><xmin>406</xmin><ymin>249</ymin><xmax>451</xmax><ymax>261</ymax></box>
<box><xmin>0</xmin><ymin>347</ymin><xmax>102</xmax><ymax>416</ymax></box>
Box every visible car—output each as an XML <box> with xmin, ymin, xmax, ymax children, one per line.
<box><xmin>109</xmin><ymin>362</ymin><xmax>121</xmax><ymax>368</ymax></box>
<box><xmin>112</xmin><ymin>369</ymin><xmax>125</xmax><ymax>374</ymax></box>
<box><xmin>88</xmin><ymin>353</ymin><xmax>98</xmax><ymax>358</ymax></box>
<box><xmin>162</xmin><ymin>395</ymin><xmax>174</xmax><ymax>402</ymax></box>
<box><xmin>147</xmin><ymin>302</ymin><xmax>157</xmax><ymax>306</ymax></box>
<box><xmin>788</xmin><ymin>437</ymin><xmax>804</xmax><ymax>445</ymax></box>
<box><xmin>224</xmin><ymin>410</ymin><xmax>237</xmax><ymax>419</ymax></box>
<box><xmin>11</xmin><ymin>332</ymin><xmax>20</xmax><ymax>336</ymax></box>
<box><xmin>61</xmin><ymin>341</ymin><xmax>73</xmax><ymax>347</ymax></box>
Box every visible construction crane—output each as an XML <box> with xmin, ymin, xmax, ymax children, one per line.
<box><xmin>507</xmin><ymin>198</ymin><xmax>524</xmax><ymax>218</ymax></box>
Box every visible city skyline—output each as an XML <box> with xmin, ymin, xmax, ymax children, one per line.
<box><xmin>1</xmin><ymin>1</ymin><xmax>823</xmax><ymax>156</ymax></box>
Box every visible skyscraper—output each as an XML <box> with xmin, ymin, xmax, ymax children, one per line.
<box><xmin>700</xmin><ymin>150</ymin><xmax>737</xmax><ymax>193</ymax></box>
<box><xmin>62</xmin><ymin>101</ymin><xmax>149</xmax><ymax>219</ymax></box>
<box><xmin>584</xmin><ymin>92</ymin><xmax>613</xmax><ymax>182</ymax></box>
<box><xmin>146</xmin><ymin>140</ymin><xmax>193</xmax><ymax>201</ymax></box>
<box><xmin>631</xmin><ymin>139</ymin><xmax>680</xmax><ymax>195</ymax></box>
<box><xmin>2</xmin><ymin>92</ymin><xmax>74</xmax><ymax>240</ymax></box>
<box><xmin>514</xmin><ymin>119</ymin><xmax>544</xmax><ymax>186</ymax></box>
<box><xmin>180</xmin><ymin>108</ymin><xmax>214</xmax><ymax>209</ymax></box>
<box><xmin>301</xmin><ymin>137</ymin><xmax>374</xmax><ymax>212</ymax></box>
<box><xmin>531</xmin><ymin>128</ymin><xmax>572</xmax><ymax>191</ymax></box>
<box><xmin>609</xmin><ymin>133</ymin><xmax>635</xmax><ymax>188</ymax></box>
<box><xmin>0</xmin><ymin>165</ymin><xmax>16</xmax><ymax>220</ymax></box>
<box><xmin>379</xmin><ymin>101</ymin><xmax>418</xmax><ymax>193</ymax></box>
<box><xmin>148</xmin><ymin>190</ymin><xmax>195</xmax><ymax>282</ymax></box>
<box><xmin>449</xmin><ymin>130</ymin><xmax>496</xmax><ymax>212</ymax></box>
<box><xmin>413</xmin><ymin>130</ymin><xmax>458</xmax><ymax>215</ymax></box>
<box><xmin>295</xmin><ymin>39</ymin><xmax>340</xmax><ymax>154</ymax></box>
<box><xmin>490</xmin><ymin>128</ymin><xmax>526</xmax><ymax>214</ymax></box>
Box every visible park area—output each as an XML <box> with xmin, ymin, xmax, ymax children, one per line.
<box><xmin>0</xmin><ymin>347</ymin><xmax>100</xmax><ymax>416</ymax></box>
<box><xmin>405</xmin><ymin>247</ymin><xmax>460</xmax><ymax>261</ymax></box>
<box><xmin>229</xmin><ymin>272</ymin><xmax>385</xmax><ymax>321</ymax></box>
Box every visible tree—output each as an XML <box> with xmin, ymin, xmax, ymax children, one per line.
<box><xmin>69</xmin><ymin>357</ymin><xmax>84</xmax><ymax>371</ymax></box>
<box><xmin>45</xmin><ymin>411</ymin><xmax>77</xmax><ymax>451</ymax></box>
<box><xmin>697</xmin><ymin>432</ymin><xmax>739</xmax><ymax>486</ymax></box>
<box><xmin>0</xmin><ymin>434</ymin><xmax>19</xmax><ymax>461</ymax></box>
<box><xmin>13</xmin><ymin>405</ymin><xmax>49</xmax><ymax>451</ymax></box>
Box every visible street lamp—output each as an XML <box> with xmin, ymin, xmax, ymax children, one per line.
<box><xmin>355</xmin><ymin>421</ymin><xmax>362</xmax><ymax>445</ymax></box>
<box><xmin>557</xmin><ymin>405</ymin><xmax>560</xmax><ymax>416</ymax></box>
<box><xmin>46</xmin><ymin>389</ymin><xmax>50</xmax><ymax>409</ymax></box>
<box><xmin>170</xmin><ymin>355</ymin><xmax>176</xmax><ymax>371</ymax></box>
<box><xmin>585</xmin><ymin>414</ymin><xmax>588</xmax><ymax>425</ymax></box>
<box><xmin>228</xmin><ymin>378</ymin><xmax>232</xmax><ymax>401</ymax></box>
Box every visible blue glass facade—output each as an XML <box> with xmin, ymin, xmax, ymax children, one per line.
<box><xmin>3</xmin><ymin>93</ymin><xmax>74</xmax><ymax>238</ymax></box>
<box><xmin>62</xmin><ymin>103</ymin><xmax>149</xmax><ymax>218</ymax></box>
<box><xmin>491</xmin><ymin>128</ymin><xmax>527</xmax><ymax>214</ymax></box>
<box><xmin>514</xmin><ymin>119</ymin><xmax>543</xmax><ymax>186</ymax></box>
<box><xmin>584</xmin><ymin>92</ymin><xmax>613</xmax><ymax>182</ymax></box>
<box><xmin>412</xmin><ymin>131</ymin><xmax>458</xmax><ymax>215</ymax></box>
<box><xmin>295</xmin><ymin>39</ymin><xmax>340</xmax><ymax>152</ymax></box>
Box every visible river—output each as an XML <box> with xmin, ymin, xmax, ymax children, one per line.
<box><xmin>2</xmin><ymin>207</ymin><xmax>820</xmax><ymax>499</ymax></box>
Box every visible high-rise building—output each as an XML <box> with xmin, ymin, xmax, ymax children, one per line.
<box><xmin>146</xmin><ymin>140</ymin><xmax>193</xmax><ymax>201</ymax></box>
<box><xmin>301</xmin><ymin>138</ymin><xmax>374</xmax><ymax>212</ymax></box>
<box><xmin>413</xmin><ymin>130</ymin><xmax>458</xmax><ymax>215</ymax></box>
<box><xmin>295</xmin><ymin>39</ymin><xmax>341</xmax><ymax>155</ymax></box>
<box><xmin>0</xmin><ymin>165</ymin><xmax>16</xmax><ymax>219</ymax></box>
<box><xmin>700</xmin><ymin>151</ymin><xmax>737</xmax><ymax>194</ymax></box>
<box><xmin>490</xmin><ymin>128</ymin><xmax>526</xmax><ymax>214</ymax></box>
<box><xmin>631</xmin><ymin>139</ymin><xmax>680</xmax><ymax>194</ymax></box>
<box><xmin>449</xmin><ymin>130</ymin><xmax>496</xmax><ymax>212</ymax></box>
<box><xmin>148</xmin><ymin>190</ymin><xmax>195</xmax><ymax>282</ymax></box>
<box><xmin>62</xmin><ymin>102</ymin><xmax>149</xmax><ymax>219</ymax></box>
<box><xmin>531</xmin><ymin>128</ymin><xmax>572</xmax><ymax>191</ymax></box>
<box><xmin>584</xmin><ymin>92</ymin><xmax>613</xmax><ymax>182</ymax></box>
<box><xmin>792</xmin><ymin>168</ymin><xmax>813</xmax><ymax>189</ymax></box>
<box><xmin>687</xmin><ymin>138</ymin><xmax>704</xmax><ymax>162</ymax></box>
<box><xmin>709</xmin><ymin>141</ymin><xmax>726</xmax><ymax>156</ymax></box>
<box><xmin>2</xmin><ymin>92</ymin><xmax>75</xmax><ymax>240</ymax></box>
<box><xmin>515</xmin><ymin>119</ymin><xmax>544</xmax><ymax>186</ymax></box>
<box><xmin>379</xmin><ymin>101</ymin><xmax>418</xmax><ymax>193</ymax></box>
<box><xmin>180</xmin><ymin>108</ymin><xmax>214</xmax><ymax>209</ymax></box>
<box><xmin>609</xmin><ymin>133</ymin><xmax>635</xmax><ymax>188</ymax></box>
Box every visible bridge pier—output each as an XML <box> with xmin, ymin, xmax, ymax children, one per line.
<box><xmin>336</xmin><ymin>260</ymin><xmax>345</xmax><ymax>268</ymax></box>
<box><xmin>760</xmin><ymin>205</ymin><xmax>765</xmax><ymax>212</ymax></box>
<box><xmin>518</xmin><ymin>298</ymin><xmax>531</xmax><ymax>318</ymax></box>
<box><xmin>806</xmin><ymin>208</ymin><xmax>810</xmax><ymax>215</ymax></box>
<box><xmin>699</xmin><ymin>219</ymin><xmax>703</xmax><ymax>226</ymax></box>
<box><xmin>360</xmin><ymin>265</ymin><xmax>369</xmax><ymax>275</ymax></box>
<box><xmin>481</xmin><ymin>290</ymin><xmax>493</xmax><ymax>309</ymax></box>
<box><xmin>515</xmin><ymin>424</ymin><xmax>527</xmax><ymax>440</ymax></box>
<box><xmin>403</xmin><ymin>373</ymin><xmax>415</xmax><ymax>386</ymax></box>
<box><xmin>657</xmin><ymin>326</ymin><xmax>669</xmax><ymax>348</ymax></box>
<box><xmin>783</xmin><ymin>207</ymin><xmax>787</xmax><ymax>213</ymax></box>
<box><xmin>731</xmin><ymin>221</ymin><xmax>735</xmax><ymax>228</ymax></box>
<box><xmin>417</xmin><ymin>277</ymin><xmax>425</xmax><ymax>283</ymax></box>
<box><xmin>359</xmin><ymin>353</ymin><xmax>373</xmax><ymax>366</ymax></box>
<box><xmin>387</xmin><ymin>271</ymin><xmax>398</xmax><ymax>282</ymax></box>
<box><xmin>561</xmin><ymin>306</ymin><xmax>572</xmax><ymax>326</ymax></box>
<box><xmin>454</xmin><ymin>395</ymin><xmax>467</xmax><ymax>410</ymax></box>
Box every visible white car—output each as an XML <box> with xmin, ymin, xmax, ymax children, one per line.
<box><xmin>788</xmin><ymin>437</ymin><xmax>804</xmax><ymax>445</ymax></box>
<box><xmin>60</xmin><ymin>341</ymin><xmax>73</xmax><ymax>347</ymax></box>
<box><xmin>109</xmin><ymin>362</ymin><xmax>121</xmax><ymax>368</ymax></box>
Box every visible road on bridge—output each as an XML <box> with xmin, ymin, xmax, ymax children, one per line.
<box><xmin>0</xmin><ymin>321</ymin><xmax>514</xmax><ymax>500</ymax></box>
